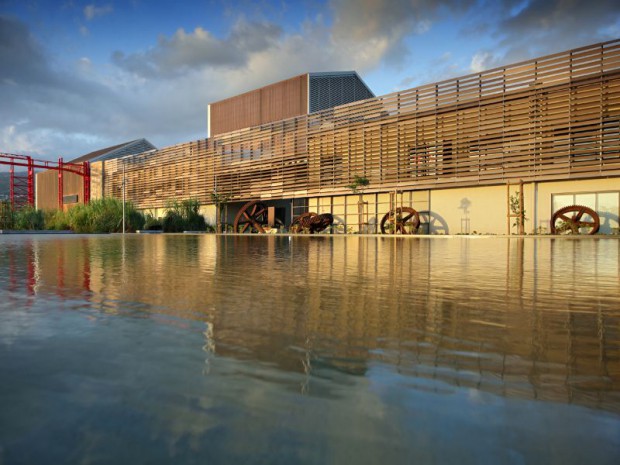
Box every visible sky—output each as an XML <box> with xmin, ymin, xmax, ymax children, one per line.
<box><xmin>1</xmin><ymin>0</ymin><xmax>619</xmax><ymax>162</ymax></box>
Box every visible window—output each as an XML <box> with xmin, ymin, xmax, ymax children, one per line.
<box><xmin>552</xmin><ymin>191</ymin><xmax>619</xmax><ymax>234</ymax></box>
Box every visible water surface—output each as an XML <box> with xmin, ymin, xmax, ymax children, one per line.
<box><xmin>1</xmin><ymin>235</ymin><xmax>619</xmax><ymax>464</ymax></box>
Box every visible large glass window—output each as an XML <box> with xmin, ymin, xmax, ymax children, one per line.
<box><xmin>552</xmin><ymin>191</ymin><xmax>619</xmax><ymax>234</ymax></box>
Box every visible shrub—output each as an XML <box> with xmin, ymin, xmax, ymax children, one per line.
<box><xmin>163</xmin><ymin>210</ymin><xmax>185</xmax><ymax>232</ymax></box>
<box><xmin>143</xmin><ymin>213</ymin><xmax>163</xmax><ymax>231</ymax></box>
<box><xmin>163</xmin><ymin>198</ymin><xmax>208</xmax><ymax>232</ymax></box>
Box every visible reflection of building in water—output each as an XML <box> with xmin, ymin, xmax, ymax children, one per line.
<box><xmin>3</xmin><ymin>236</ymin><xmax>619</xmax><ymax>410</ymax></box>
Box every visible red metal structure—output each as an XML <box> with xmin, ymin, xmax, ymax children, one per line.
<box><xmin>0</xmin><ymin>152</ymin><xmax>90</xmax><ymax>209</ymax></box>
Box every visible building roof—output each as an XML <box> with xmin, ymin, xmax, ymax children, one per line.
<box><xmin>70</xmin><ymin>139</ymin><xmax>156</xmax><ymax>164</ymax></box>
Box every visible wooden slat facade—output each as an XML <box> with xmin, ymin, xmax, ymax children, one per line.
<box><xmin>103</xmin><ymin>40</ymin><xmax>620</xmax><ymax>210</ymax></box>
<box><xmin>209</xmin><ymin>74</ymin><xmax>308</xmax><ymax>136</ymax></box>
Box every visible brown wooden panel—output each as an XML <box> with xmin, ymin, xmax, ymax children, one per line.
<box><xmin>210</xmin><ymin>74</ymin><xmax>308</xmax><ymax>136</ymax></box>
<box><xmin>36</xmin><ymin>170</ymin><xmax>58</xmax><ymax>210</ymax></box>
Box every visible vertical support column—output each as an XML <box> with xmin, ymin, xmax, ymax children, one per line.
<box><xmin>27</xmin><ymin>156</ymin><xmax>34</xmax><ymax>207</ymax></box>
<box><xmin>9</xmin><ymin>164</ymin><xmax>14</xmax><ymax>208</ymax></box>
<box><xmin>83</xmin><ymin>161</ymin><xmax>90</xmax><ymax>204</ymax></box>
<box><xmin>506</xmin><ymin>183</ymin><xmax>510</xmax><ymax>235</ymax></box>
<box><xmin>58</xmin><ymin>157</ymin><xmax>64</xmax><ymax>210</ymax></box>
<box><xmin>518</xmin><ymin>180</ymin><xmax>525</xmax><ymax>235</ymax></box>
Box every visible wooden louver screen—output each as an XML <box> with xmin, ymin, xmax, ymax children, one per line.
<box><xmin>103</xmin><ymin>40</ymin><xmax>620</xmax><ymax>210</ymax></box>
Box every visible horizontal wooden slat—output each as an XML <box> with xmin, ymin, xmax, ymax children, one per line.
<box><xmin>99</xmin><ymin>40</ymin><xmax>620</xmax><ymax>210</ymax></box>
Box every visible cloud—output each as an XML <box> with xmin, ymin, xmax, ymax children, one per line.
<box><xmin>112</xmin><ymin>20</ymin><xmax>283</xmax><ymax>78</ymax></box>
<box><xmin>470</xmin><ymin>0</ymin><xmax>620</xmax><ymax>68</ymax></box>
<box><xmin>0</xmin><ymin>16</ymin><xmax>122</xmax><ymax>157</ymax></box>
<box><xmin>0</xmin><ymin>15</ymin><xmax>54</xmax><ymax>86</ymax></box>
<box><xmin>469</xmin><ymin>51</ymin><xmax>496</xmax><ymax>73</ymax></box>
<box><xmin>330</xmin><ymin>0</ymin><xmax>475</xmax><ymax>67</ymax></box>
<box><xmin>1</xmin><ymin>1</ymin><xmax>619</xmax><ymax>162</ymax></box>
<box><xmin>84</xmin><ymin>4</ymin><xmax>113</xmax><ymax>21</ymax></box>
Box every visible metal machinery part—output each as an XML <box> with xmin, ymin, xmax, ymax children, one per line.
<box><xmin>233</xmin><ymin>200</ymin><xmax>270</xmax><ymax>233</ymax></box>
<box><xmin>290</xmin><ymin>212</ymin><xmax>334</xmax><ymax>234</ymax></box>
<box><xmin>380</xmin><ymin>207</ymin><xmax>421</xmax><ymax>234</ymax></box>
<box><xmin>550</xmin><ymin>205</ymin><xmax>600</xmax><ymax>235</ymax></box>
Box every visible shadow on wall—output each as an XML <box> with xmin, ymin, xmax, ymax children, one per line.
<box><xmin>419</xmin><ymin>211</ymin><xmax>449</xmax><ymax>234</ymax></box>
<box><xmin>598</xmin><ymin>211</ymin><xmax>620</xmax><ymax>234</ymax></box>
<box><xmin>458</xmin><ymin>198</ymin><xmax>471</xmax><ymax>234</ymax></box>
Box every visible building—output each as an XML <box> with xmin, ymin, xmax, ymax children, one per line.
<box><xmin>45</xmin><ymin>40</ymin><xmax>620</xmax><ymax>234</ymax></box>
<box><xmin>207</xmin><ymin>71</ymin><xmax>375</xmax><ymax>137</ymax></box>
<box><xmin>36</xmin><ymin>139</ymin><xmax>156</xmax><ymax>211</ymax></box>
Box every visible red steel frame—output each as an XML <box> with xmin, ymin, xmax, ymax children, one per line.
<box><xmin>0</xmin><ymin>152</ymin><xmax>90</xmax><ymax>209</ymax></box>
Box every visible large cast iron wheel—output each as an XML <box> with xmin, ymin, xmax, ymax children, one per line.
<box><xmin>290</xmin><ymin>212</ymin><xmax>317</xmax><ymax>233</ymax></box>
<box><xmin>550</xmin><ymin>205</ymin><xmax>600</xmax><ymax>235</ymax></box>
<box><xmin>380</xmin><ymin>207</ymin><xmax>420</xmax><ymax>234</ymax></box>
<box><xmin>309</xmin><ymin>213</ymin><xmax>334</xmax><ymax>233</ymax></box>
<box><xmin>290</xmin><ymin>212</ymin><xmax>333</xmax><ymax>234</ymax></box>
<box><xmin>233</xmin><ymin>200</ymin><xmax>269</xmax><ymax>233</ymax></box>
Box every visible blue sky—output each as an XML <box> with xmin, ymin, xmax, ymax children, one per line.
<box><xmin>1</xmin><ymin>0</ymin><xmax>619</xmax><ymax>161</ymax></box>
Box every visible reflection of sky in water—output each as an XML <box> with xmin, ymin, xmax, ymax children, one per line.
<box><xmin>0</xmin><ymin>235</ymin><xmax>619</xmax><ymax>464</ymax></box>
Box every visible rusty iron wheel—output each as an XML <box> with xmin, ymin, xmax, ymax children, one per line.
<box><xmin>550</xmin><ymin>205</ymin><xmax>600</xmax><ymax>235</ymax></box>
<box><xmin>380</xmin><ymin>207</ymin><xmax>420</xmax><ymax>234</ymax></box>
<box><xmin>233</xmin><ymin>200</ymin><xmax>269</xmax><ymax>233</ymax></box>
<box><xmin>310</xmin><ymin>213</ymin><xmax>334</xmax><ymax>233</ymax></box>
<box><xmin>291</xmin><ymin>212</ymin><xmax>333</xmax><ymax>233</ymax></box>
<box><xmin>290</xmin><ymin>212</ymin><xmax>317</xmax><ymax>233</ymax></box>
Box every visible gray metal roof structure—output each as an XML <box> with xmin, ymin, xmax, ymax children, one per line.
<box><xmin>308</xmin><ymin>71</ymin><xmax>375</xmax><ymax>113</ymax></box>
<box><xmin>70</xmin><ymin>138</ymin><xmax>156</xmax><ymax>164</ymax></box>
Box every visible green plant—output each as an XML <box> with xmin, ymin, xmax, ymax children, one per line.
<box><xmin>346</xmin><ymin>175</ymin><xmax>370</xmax><ymax>194</ymax></box>
<box><xmin>347</xmin><ymin>175</ymin><xmax>370</xmax><ymax>233</ymax></box>
<box><xmin>0</xmin><ymin>200</ymin><xmax>14</xmax><ymax>229</ymax></box>
<box><xmin>509</xmin><ymin>194</ymin><xmax>527</xmax><ymax>230</ymax></box>
<box><xmin>534</xmin><ymin>226</ymin><xmax>549</xmax><ymax>235</ymax></box>
<box><xmin>163</xmin><ymin>198</ymin><xmax>207</xmax><ymax>232</ymax></box>
<box><xmin>13</xmin><ymin>206</ymin><xmax>44</xmax><ymax>230</ymax></box>
<box><xmin>44</xmin><ymin>209</ymin><xmax>69</xmax><ymax>230</ymax></box>
<box><xmin>64</xmin><ymin>198</ymin><xmax>144</xmax><ymax>233</ymax></box>
<box><xmin>143</xmin><ymin>213</ymin><xmax>163</xmax><ymax>230</ymax></box>
<box><xmin>210</xmin><ymin>191</ymin><xmax>231</xmax><ymax>231</ymax></box>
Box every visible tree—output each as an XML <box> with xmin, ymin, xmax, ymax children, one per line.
<box><xmin>346</xmin><ymin>175</ymin><xmax>370</xmax><ymax>233</ymax></box>
<box><xmin>210</xmin><ymin>191</ymin><xmax>231</xmax><ymax>233</ymax></box>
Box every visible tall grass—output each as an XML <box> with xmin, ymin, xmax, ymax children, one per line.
<box><xmin>65</xmin><ymin>198</ymin><xmax>144</xmax><ymax>233</ymax></box>
<box><xmin>2</xmin><ymin>197</ymin><xmax>215</xmax><ymax>233</ymax></box>
<box><xmin>0</xmin><ymin>200</ymin><xmax>14</xmax><ymax>229</ymax></box>
<box><xmin>1</xmin><ymin>203</ymin><xmax>45</xmax><ymax>230</ymax></box>
<box><xmin>14</xmin><ymin>206</ymin><xmax>45</xmax><ymax>230</ymax></box>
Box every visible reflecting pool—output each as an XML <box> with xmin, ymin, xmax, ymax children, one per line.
<box><xmin>1</xmin><ymin>235</ymin><xmax>619</xmax><ymax>464</ymax></box>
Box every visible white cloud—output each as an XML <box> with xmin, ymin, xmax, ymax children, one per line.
<box><xmin>84</xmin><ymin>4</ymin><xmax>113</xmax><ymax>21</ymax></box>
<box><xmin>1</xmin><ymin>1</ymin><xmax>620</xmax><ymax>160</ymax></box>
<box><xmin>112</xmin><ymin>20</ymin><xmax>283</xmax><ymax>77</ymax></box>
<box><xmin>470</xmin><ymin>51</ymin><xmax>493</xmax><ymax>73</ymax></box>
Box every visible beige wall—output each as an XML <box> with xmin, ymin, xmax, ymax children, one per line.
<box><xmin>307</xmin><ymin>177</ymin><xmax>620</xmax><ymax>234</ymax></box>
<box><xmin>534</xmin><ymin>178</ymin><xmax>620</xmax><ymax>234</ymax></box>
